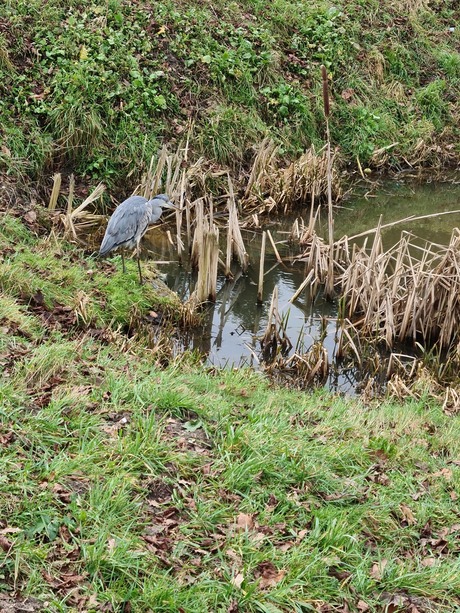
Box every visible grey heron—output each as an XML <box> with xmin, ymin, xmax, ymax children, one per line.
<box><xmin>99</xmin><ymin>193</ymin><xmax>175</xmax><ymax>284</ymax></box>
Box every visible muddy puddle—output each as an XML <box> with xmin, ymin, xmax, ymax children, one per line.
<box><xmin>143</xmin><ymin>177</ymin><xmax>460</xmax><ymax>394</ymax></box>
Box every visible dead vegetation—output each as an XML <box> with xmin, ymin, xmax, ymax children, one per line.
<box><xmin>242</xmin><ymin>138</ymin><xmax>342</xmax><ymax>214</ymax></box>
<box><xmin>339</xmin><ymin>227</ymin><xmax>460</xmax><ymax>348</ymax></box>
<box><xmin>41</xmin><ymin>138</ymin><xmax>460</xmax><ymax>395</ymax></box>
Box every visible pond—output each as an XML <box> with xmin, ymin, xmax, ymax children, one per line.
<box><xmin>143</xmin><ymin>177</ymin><xmax>460</xmax><ymax>394</ymax></box>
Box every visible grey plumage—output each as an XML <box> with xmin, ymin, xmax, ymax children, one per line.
<box><xmin>99</xmin><ymin>193</ymin><xmax>175</xmax><ymax>283</ymax></box>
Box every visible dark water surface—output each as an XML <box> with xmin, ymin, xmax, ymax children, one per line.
<box><xmin>144</xmin><ymin>178</ymin><xmax>460</xmax><ymax>393</ymax></box>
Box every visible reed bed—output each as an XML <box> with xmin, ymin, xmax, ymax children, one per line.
<box><xmin>339</xmin><ymin>228</ymin><xmax>460</xmax><ymax>348</ymax></box>
<box><xmin>242</xmin><ymin>139</ymin><xmax>342</xmax><ymax>214</ymax></box>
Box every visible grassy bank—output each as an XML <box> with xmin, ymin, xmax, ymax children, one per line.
<box><xmin>0</xmin><ymin>0</ymin><xmax>459</xmax><ymax>197</ymax></box>
<box><xmin>2</xmin><ymin>217</ymin><xmax>460</xmax><ymax>611</ymax></box>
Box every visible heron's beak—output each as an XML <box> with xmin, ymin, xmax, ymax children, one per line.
<box><xmin>162</xmin><ymin>201</ymin><xmax>179</xmax><ymax>210</ymax></box>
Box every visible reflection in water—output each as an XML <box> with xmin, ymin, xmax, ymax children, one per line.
<box><xmin>142</xmin><ymin>179</ymin><xmax>460</xmax><ymax>394</ymax></box>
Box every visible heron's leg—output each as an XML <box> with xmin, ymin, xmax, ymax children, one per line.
<box><xmin>121</xmin><ymin>252</ymin><xmax>126</xmax><ymax>274</ymax></box>
<box><xmin>136</xmin><ymin>245</ymin><xmax>143</xmax><ymax>285</ymax></box>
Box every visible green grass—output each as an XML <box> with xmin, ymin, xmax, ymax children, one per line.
<box><xmin>2</xmin><ymin>216</ymin><xmax>460</xmax><ymax>611</ymax></box>
<box><xmin>0</xmin><ymin>0</ymin><xmax>458</xmax><ymax>195</ymax></box>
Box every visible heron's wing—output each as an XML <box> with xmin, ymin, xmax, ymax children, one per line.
<box><xmin>99</xmin><ymin>197</ymin><xmax>151</xmax><ymax>255</ymax></box>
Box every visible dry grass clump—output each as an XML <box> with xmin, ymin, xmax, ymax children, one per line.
<box><xmin>265</xmin><ymin>344</ymin><xmax>329</xmax><ymax>388</ymax></box>
<box><xmin>260</xmin><ymin>286</ymin><xmax>292</xmax><ymax>361</ymax></box>
<box><xmin>402</xmin><ymin>128</ymin><xmax>458</xmax><ymax>169</ymax></box>
<box><xmin>242</xmin><ymin>139</ymin><xmax>342</xmax><ymax>214</ymax></box>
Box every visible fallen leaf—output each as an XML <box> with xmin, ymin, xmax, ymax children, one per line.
<box><xmin>231</xmin><ymin>572</ymin><xmax>244</xmax><ymax>589</ymax></box>
<box><xmin>255</xmin><ymin>561</ymin><xmax>286</xmax><ymax>589</ymax></box>
<box><xmin>400</xmin><ymin>504</ymin><xmax>417</xmax><ymax>526</ymax></box>
<box><xmin>0</xmin><ymin>526</ymin><xmax>22</xmax><ymax>535</ymax></box>
<box><xmin>236</xmin><ymin>513</ymin><xmax>254</xmax><ymax>531</ymax></box>
<box><xmin>0</xmin><ymin>535</ymin><xmax>13</xmax><ymax>551</ymax></box>
<box><xmin>24</xmin><ymin>210</ymin><xmax>37</xmax><ymax>224</ymax></box>
<box><xmin>370</xmin><ymin>558</ymin><xmax>388</xmax><ymax>580</ymax></box>
<box><xmin>432</xmin><ymin>468</ymin><xmax>452</xmax><ymax>480</ymax></box>
<box><xmin>421</xmin><ymin>557</ymin><xmax>436</xmax><ymax>567</ymax></box>
<box><xmin>357</xmin><ymin>600</ymin><xmax>370</xmax><ymax>612</ymax></box>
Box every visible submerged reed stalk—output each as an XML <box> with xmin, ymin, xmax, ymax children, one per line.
<box><xmin>227</xmin><ymin>175</ymin><xmax>249</xmax><ymax>272</ymax></box>
<box><xmin>193</xmin><ymin>219</ymin><xmax>219</xmax><ymax>304</ymax></box>
<box><xmin>267</xmin><ymin>230</ymin><xmax>283</xmax><ymax>264</ymax></box>
<box><xmin>190</xmin><ymin>199</ymin><xmax>204</xmax><ymax>269</ymax></box>
<box><xmin>258</xmin><ymin>231</ymin><xmax>267</xmax><ymax>303</ymax></box>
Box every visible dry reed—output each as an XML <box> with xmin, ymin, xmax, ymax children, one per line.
<box><xmin>242</xmin><ymin>140</ymin><xmax>342</xmax><ymax>215</ymax></box>
<box><xmin>187</xmin><ymin>216</ymin><xmax>220</xmax><ymax>307</ymax></box>
<box><xmin>48</xmin><ymin>173</ymin><xmax>62</xmax><ymax>211</ymax></box>
<box><xmin>60</xmin><ymin>175</ymin><xmax>106</xmax><ymax>240</ymax></box>
<box><xmin>257</xmin><ymin>231</ymin><xmax>266</xmax><ymax>303</ymax></box>
<box><xmin>339</xmin><ymin>228</ymin><xmax>460</xmax><ymax>349</ymax></box>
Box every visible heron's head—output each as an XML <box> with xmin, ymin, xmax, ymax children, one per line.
<box><xmin>148</xmin><ymin>193</ymin><xmax>177</xmax><ymax>224</ymax></box>
<box><xmin>153</xmin><ymin>193</ymin><xmax>176</xmax><ymax>210</ymax></box>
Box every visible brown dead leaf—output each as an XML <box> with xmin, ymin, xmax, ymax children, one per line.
<box><xmin>400</xmin><ymin>504</ymin><xmax>417</xmax><ymax>526</ymax></box>
<box><xmin>0</xmin><ymin>535</ymin><xmax>13</xmax><ymax>552</ymax></box>
<box><xmin>357</xmin><ymin>600</ymin><xmax>369</xmax><ymax>612</ymax></box>
<box><xmin>236</xmin><ymin>512</ymin><xmax>254</xmax><ymax>531</ymax></box>
<box><xmin>432</xmin><ymin>468</ymin><xmax>452</xmax><ymax>480</ymax></box>
<box><xmin>370</xmin><ymin>558</ymin><xmax>388</xmax><ymax>580</ymax></box>
<box><xmin>341</xmin><ymin>88</ymin><xmax>354</xmax><ymax>101</ymax></box>
<box><xmin>254</xmin><ymin>560</ymin><xmax>286</xmax><ymax>589</ymax></box>
<box><xmin>421</xmin><ymin>557</ymin><xmax>436</xmax><ymax>567</ymax></box>
<box><xmin>0</xmin><ymin>526</ymin><xmax>22</xmax><ymax>535</ymax></box>
<box><xmin>24</xmin><ymin>210</ymin><xmax>37</xmax><ymax>224</ymax></box>
<box><xmin>231</xmin><ymin>572</ymin><xmax>244</xmax><ymax>589</ymax></box>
